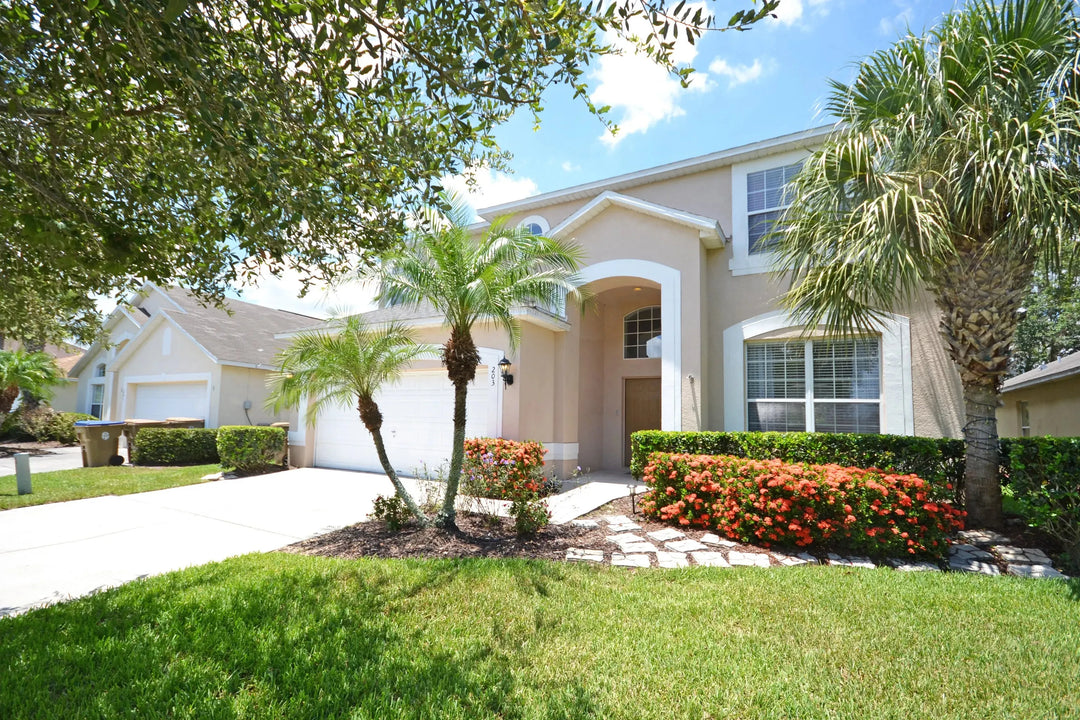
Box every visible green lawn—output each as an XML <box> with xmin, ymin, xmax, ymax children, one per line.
<box><xmin>1</xmin><ymin>555</ymin><xmax>1077</xmax><ymax>719</ymax></box>
<box><xmin>0</xmin><ymin>464</ymin><xmax>219</xmax><ymax>510</ymax></box>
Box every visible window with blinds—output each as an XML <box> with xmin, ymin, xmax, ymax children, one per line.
<box><xmin>746</xmin><ymin>161</ymin><xmax>802</xmax><ymax>255</ymax></box>
<box><xmin>746</xmin><ymin>338</ymin><xmax>880</xmax><ymax>433</ymax></box>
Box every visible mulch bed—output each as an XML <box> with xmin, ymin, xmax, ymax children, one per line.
<box><xmin>282</xmin><ymin>492</ymin><xmax>1067</xmax><ymax>573</ymax></box>
<box><xmin>282</xmin><ymin>495</ymin><xmax>780</xmax><ymax>565</ymax></box>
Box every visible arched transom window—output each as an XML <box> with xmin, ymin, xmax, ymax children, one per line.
<box><xmin>624</xmin><ymin>306</ymin><xmax>661</xmax><ymax>359</ymax></box>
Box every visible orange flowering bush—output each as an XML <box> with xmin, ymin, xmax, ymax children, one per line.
<box><xmin>462</xmin><ymin>438</ymin><xmax>551</xmax><ymax>501</ymax></box>
<box><xmin>640</xmin><ymin>453</ymin><xmax>965</xmax><ymax>558</ymax></box>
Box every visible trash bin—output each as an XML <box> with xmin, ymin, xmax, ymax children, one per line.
<box><xmin>73</xmin><ymin>420</ymin><xmax>125</xmax><ymax>467</ymax></box>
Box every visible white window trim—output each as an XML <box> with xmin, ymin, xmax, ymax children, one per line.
<box><xmin>730</xmin><ymin>148</ymin><xmax>811</xmax><ymax>277</ymax></box>
<box><xmin>723</xmin><ymin>310</ymin><xmax>914</xmax><ymax>435</ymax></box>
<box><xmin>519</xmin><ymin>215</ymin><xmax>550</xmax><ymax>235</ymax></box>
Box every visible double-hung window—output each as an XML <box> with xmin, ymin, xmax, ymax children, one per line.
<box><xmin>746</xmin><ymin>338</ymin><xmax>881</xmax><ymax>433</ymax></box>
<box><xmin>746</xmin><ymin>161</ymin><xmax>802</xmax><ymax>255</ymax></box>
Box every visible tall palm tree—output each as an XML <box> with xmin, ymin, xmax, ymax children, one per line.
<box><xmin>775</xmin><ymin>0</ymin><xmax>1080</xmax><ymax>528</ymax></box>
<box><xmin>0</xmin><ymin>349</ymin><xmax>62</xmax><ymax>415</ymax></box>
<box><xmin>377</xmin><ymin>196</ymin><xmax>586</xmax><ymax>528</ymax></box>
<box><xmin>267</xmin><ymin>317</ymin><xmax>436</xmax><ymax>524</ymax></box>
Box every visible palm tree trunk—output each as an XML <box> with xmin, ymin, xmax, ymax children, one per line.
<box><xmin>437</xmin><ymin>380</ymin><xmax>469</xmax><ymax>529</ymax></box>
<box><xmin>936</xmin><ymin>248</ymin><xmax>1031</xmax><ymax>530</ymax></box>
<box><xmin>369</xmin><ymin>427</ymin><xmax>429</xmax><ymax>526</ymax></box>
<box><xmin>358</xmin><ymin>396</ymin><xmax>427</xmax><ymax>525</ymax></box>
<box><xmin>961</xmin><ymin>381</ymin><xmax>1003</xmax><ymax>529</ymax></box>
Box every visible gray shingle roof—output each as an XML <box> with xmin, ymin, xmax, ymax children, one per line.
<box><xmin>1002</xmin><ymin>350</ymin><xmax>1080</xmax><ymax>392</ymax></box>
<box><xmin>160</xmin><ymin>287</ymin><xmax>321</xmax><ymax>369</ymax></box>
<box><xmin>283</xmin><ymin>301</ymin><xmax>446</xmax><ymax>336</ymax></box>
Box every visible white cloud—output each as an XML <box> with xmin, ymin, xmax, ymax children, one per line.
<box><xmin>561</xmin><ymin>161</ymin><xmax>581</xmax><ymax>173</ymax></box>
<box><xmin>707</xmin><ymin>58</ymin><xmax>765</xmax><ymax>88</ymax></box>
<box><xmin>590</xmin><ymin>4</ymin><xmax>713</xmax><ymax>147</ymax></box>
<box><xmin>232</xmin><ymin>265</ymin><xmax>378</xmax><ymax>319</ymax></box>
<box><xmin>771</xmin><ymin>0</ymin><xmax>832</xmax><ymax>27</ymax></box>
<box><xmin>440</xmin><ymin>166</ymin><xmax>539</xmax><ymax>217</ymax></box>
<box><xmin>879</xmin><ymin>6</ymin><xmax>913</xmax><ymax>36</ymax></box>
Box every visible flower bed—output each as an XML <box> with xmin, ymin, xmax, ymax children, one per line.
<box><xmin>640</xmin><ymin>453</ymin><xmax>965</xmax><ymax>558</ymax></box>
<box><xmin>462</xmin><ymin>438</ymin><xmax>552</xmax><ymax>500</ymax></box>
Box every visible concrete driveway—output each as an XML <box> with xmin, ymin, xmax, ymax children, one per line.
<box><xmin>0</xmin><ymin>446</ymin><xmax>85</xmax><ymax>477</ymax></box>
<box><xmin>0</xmin><ymin>468</ymin><xmax>395</xmax><ymax>618</ymax></box>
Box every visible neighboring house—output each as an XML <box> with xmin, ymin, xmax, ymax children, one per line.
<box><xmin>286</xmin><ymin>127</ymin><xmax>967</xmax><ymax>477</ymax></box>
<box><xmin>998</xmin><ymin>351</ymin><xmax>1080</xmax><ymax>437</ymax></box>
<box><xmin>0</xmin><ymin>339</ymin><xmax>83</xmax><ymax>413</ymax></box>
<box><xmin>69</xmin><ymin>285</ymin><xmax>317</xmax><ymax>429</ymax></box>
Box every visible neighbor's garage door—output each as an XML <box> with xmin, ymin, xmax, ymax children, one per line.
<box><xmin>132</xmin><ymin>381</ymin><xmax>209</xmax><ymax>421</ymax></box>
<box><xmin>314</xmin><ymin>367</ymin><xmax>498</xmax><ymax>475</ymax></box>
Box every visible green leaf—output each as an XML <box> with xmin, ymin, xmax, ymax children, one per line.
<box><xmin>162</xmin><ymin>0</ymin><xmax>190</xmax><ymax>23</ymax></box>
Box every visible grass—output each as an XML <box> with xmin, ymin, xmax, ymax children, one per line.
<box><xmin>1</xmin><ymin>554</ymin><xmax>1077</xmax><ymax>719</ymax></box>
<box><xmin>0</xmin><ymin>464</ymin><xmax>219</xmax><ymax>510</ymax></box>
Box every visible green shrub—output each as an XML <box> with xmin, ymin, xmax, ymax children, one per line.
<box><xmin>369</xmin><ymin>494</ymin><xmax>412</xmax><ymax>531</ymax></box>
<box><xmin>509</xmin><ymin>497</ymin><xmax>551</xmax><ymax>536</ymax></box>
<box><xmin>131</xmin><ymin>428</ymin><xmax>220</xmax><ymax>466</ymax></box>
<box><xmin>4</xmin><ymin>407</ymin><xmax>94</xmax><ymax>443</ymax></box>
<box><xmin>461</xmin><ymin>438</ymin><xmax>551</xmax><ymax>500</ymax></box>
<box><xmin>631</xmin><ymin>431</ymin><xmax>966</xmax><ymax>496</ymax></box>
<box><xmin>216</xmin><ymin>426</ymin><xmax>287</xmax><ymax>474</ymax></box>
<box><xmin>48</xmin><ymin>411</ymin><xmax>96</xmax><ymax>444</ymax></box>
<box><xmin>640</xmin><ymin>452</ymin><xmax>964</xmax><ymax>558</ymax></box>
<box><xmin>1002</xmin><ymin>437</ymin><xmax>1080</xmax><ymax>573</ymax></box>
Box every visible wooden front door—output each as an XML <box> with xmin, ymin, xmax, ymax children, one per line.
<box><xmin>624</xmin><ymin>377</ymin><xmax>661</xmax><ymax>466</ymax></box>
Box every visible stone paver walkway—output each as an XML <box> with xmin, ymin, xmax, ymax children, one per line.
<box><xmin>564</xmin><ymin>517</ymin><xmax>1071</xmax><ymax>579</ymax></box>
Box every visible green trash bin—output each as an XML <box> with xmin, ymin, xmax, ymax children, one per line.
<box><xmin>73</xmin><ymin>421</ymin><xmax>125</xmax><ymax>467</ymax></box>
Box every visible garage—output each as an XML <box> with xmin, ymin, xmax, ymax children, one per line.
<box><xmin>132</xmin><ymin>381</ymin><xmax>210</xmax><ymax>421</ymax></box>
<box><xmin>313</xmin><ymin>366</ymin><xmax>500</xmax><ymax>475</ymax></box>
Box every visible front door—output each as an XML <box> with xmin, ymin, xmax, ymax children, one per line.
<box><xmin>624</xmin><ymin>377</ymin><xmax>661</xmax><ymax>466</ymax></box>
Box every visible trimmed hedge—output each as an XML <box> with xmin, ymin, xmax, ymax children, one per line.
<box><xmin>217</xmin><ymin>426</ymin><xmax>287</xmax><ymax>474</ymax></box>
<box><xmin>131</xmin><ymin>428</ymin><xmax>220</xmax><ymax>466</ymax></box>
<box><xmin>641</xmin><ymin>452</ymin><xmax>964</xmax><ymax>558</ymax></box>
<box><xmin>631</xmin><ymin>431</ymin><xmax>966</xmax><ymax>491</ymax></box>
<box><xmin>1002</xmin><ymin>436</ymin><xmax>1080</xmax><ymax>572</ymax></box>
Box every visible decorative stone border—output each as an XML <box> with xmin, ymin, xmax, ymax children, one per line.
<box><xmin>565</xmin><ymin>517</ymin><xmax>1070</xmax><ymax>579</ymax></box>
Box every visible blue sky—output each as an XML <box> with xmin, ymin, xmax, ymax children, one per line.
<box><xmin>237</xmin><ymin>0</ymin><xmax>960</xmax><ymax>317</ymax></box>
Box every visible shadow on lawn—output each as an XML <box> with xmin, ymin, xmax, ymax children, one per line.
<box><xmin>0</xmin><ymin>558</ymin><xmax>603</xmax><ymax>719</ymax></box>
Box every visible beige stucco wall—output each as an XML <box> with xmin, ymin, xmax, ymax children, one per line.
<box><xmin>48</xmin><ymin>380</ymin><xmax>79</xmax><ymax>414</ymax></box>
<box><xmin>73</xmin><ymin>314</ymin><xmax>141</xmax><ymax>418</ymax></box>
<box><xmin>111</xmin><ymin>320</ymin><xmax>219</xmax><ymax>422</ymax></box>
<box><xmin>903</xmin><ymin>295</ymin><xmax>964</xmax><ymax>438</ymax></box>
<box><xmin>217</xmin><ymin>366</ymin><xmax>289</xmax><ymax>427</ymax></box>
<box><xmin>999</xmin><ymin>376</ymin><xmax>1080</xmax><ymax>437</ymax></box>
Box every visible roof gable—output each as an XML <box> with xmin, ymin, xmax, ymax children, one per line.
<box><xmin>550</xmin><ymin>191</ymin><xmax>727</xmax><ymax>249</ymax></box>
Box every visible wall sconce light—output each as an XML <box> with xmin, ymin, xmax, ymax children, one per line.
<box><xmin>498</xmin><ymin>357</ymin><xmax>514</xmax><ymax>386</ymax></box>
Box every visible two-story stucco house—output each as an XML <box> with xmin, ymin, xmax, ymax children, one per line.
<box><xmin>287</xmin><ymin>127</ymin><xmax>966</xmax><ymax>477</ymax></box>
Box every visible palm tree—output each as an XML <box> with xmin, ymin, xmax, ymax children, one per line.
<box><xmin>0</xmin><ymin>349</ymin><xmax>62</xmax><ymax>415</ymax></box>
<box><xmin>774</xmin><ymin>0</ymin><xmax>1080</xmax><ymax>528</ymax></box>
<box><xmin>377</xmin><ymin>196</ymin><xmax>586</xmax><ymax>528</ymax></box>
<box><xmin>267</xmin><ymin>317</ymin><xmax>436</xmax><ymax>524</ymax></box>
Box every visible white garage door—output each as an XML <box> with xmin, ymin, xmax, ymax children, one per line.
<box><xmin>133</xmin><ymin>382</ymin><xmax>209</xmax><ymax>421</ymax></box>
<box><xmin>314</xmin><ymin>366</ymin><xmax>499</xmax><ymax>475</ymax></box>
